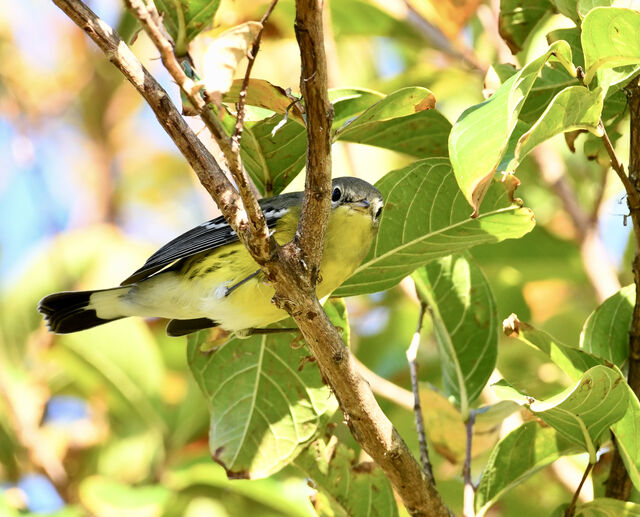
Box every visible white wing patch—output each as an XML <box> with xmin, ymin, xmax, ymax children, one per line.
<box><xmin>201</xmin><ymin>221</ymin><xmax>229</xmax><ymax>230</ymax></box>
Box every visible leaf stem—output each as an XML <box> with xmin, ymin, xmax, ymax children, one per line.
<box><xmin>406</xmin><ymin>301</ymin><xmax>435</xmax><ymax>484</ymax></box>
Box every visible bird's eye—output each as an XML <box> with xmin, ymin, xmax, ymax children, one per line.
<box><xmin>375</xmin><ymin>206</ymin><xmax>383</xmax><ymax>220</ymax></box>
<box><xmin>331</xmin><ymin>186</ymin><xmax>342</xmax><ymax>202</ymax></box>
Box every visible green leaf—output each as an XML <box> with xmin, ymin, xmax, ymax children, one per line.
<box><xmin>240</xmin><ymin>115</ymin><xmax>307</xmax><ymax>196</ymax></box>
<box><xmin>449</xmin><ymin>41</ymin><xmax>575</xmax><ymax>212</ymax></box>
<box><xmin>187</xmin><ymin>303</ymin><xmax>345</xmax><ymax>479</ymax></box>
<box><xmin>335</xmin><ymin>158</ymin><xmax>536</xmax><ymax>297</ymax></box>
<box><xmin>475</xmin><ymin>422</ymin><xmax>579</xmax><ymax>516</ymax></box>
<box><xmin>573</xmin><ymin>498</ymin><xmax>640</xmax><ymax>516</ymax></box>
<box><xmin>582</xmin><ymin>7</ymin><xmax>640</xmax><ymax>86</ymax></box>
<box><xmin>79</xmin><ymin>476</ymin><xmax>171</xmax><ymax>515</ymax></box>
<box><xmin>53</xmin><ymin>320</ymin><xmax>166</xmax><ymax>428</ymax></box>
<box><xmin>330</xmin><ymin>88</ymin><xmax>385</xmax><ymax>129</ymax></box>
<box><xmin>551</xmin><ymin>0</ymin><xmax>581</xmax><ymax>21</ymax></box>
<box><xmin>528</xmin><ymin>365</ymin><xmax>628</xmax><ymax>462</ymax></box>
<box><xmin>580</xmin><ymin>284</ymin><xmax>634</xmax><ymax>366</ymax></box>
<box><xmin>611</xmin><ymin>384</ymin><xmax>640</xmax><ymax>491</ymax></box>
<box><xmin>513</xmin><ymin>86</ymin><xmax>604</xmax><ymax>166</ymax></box>
<box><xmin>578</xmin><ymin>0</ymin><xmax>640</xmax><ymax>20</ymax></box>
<box><xmin>503</xmin><ymin>314</ymin><xmax>603</xmax><ymax>380</ymax></box>
<box><xmin>153</xmin><ymin>0</ymin><xmax>221</xmax><ymax>53</ymax></box>
<box><xmin>165</xmin><ymin>458</ymin><xmax>315</xmax><ymax>517</ymax></box>
<box><xmin>224</xmin><ymin>79</ymin><xmax>305</xmax><ymax>124</ymax></box>
<box><xmin>413</xmin><ymin>254</ymin><xmax>498</xmax><ymax>415</ymax></box>
<box><xmin>547</xmin><ymin>27</ymin><xmax>585</xmax><ymax>69</ymax></box>
<box><xmin>335</xmin><ymin>87</ymin><xmax>451</xmax><ymax>158</ymax></box>
<box><xmin>499</xmin><ymin>0</ymin><xmax>554</xmax><ymax>53</ymax></box>
<box><xmin>294</xmin><ymin>439</ymin><xmax>398</xmax><ymax>517</ymax></box>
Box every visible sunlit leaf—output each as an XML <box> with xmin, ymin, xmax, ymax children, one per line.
<box><xmin>153</xmin><ymin>0</ymin><xmax>221</xmax><ymax>54</ymax></box>
<box><xmin>413</xmin><ymin>253</ymin><xmax>497</xmax><ymax>414</ymax></box>
<box><xmin>224</xmin><ymin>79</ymin><xmax>305</xmax><ymax>124</ymax></box>
<box><xmin>499</xmin><ymin>0</ymin><xmax>554</xmax><ymax>53</ymax></box>
<box><xmin>512</xmin><ymin>86</ymin><xmax>604</xmax><ymax>167</ymax></box>
<box><xmin>294</xmin><ymin>438</ymin><xmax>398</xmax><ymax>517</ymax></box>
<box><xmin>582</xmin><ymin>7</ymin><xmax>640</xmax><ymax>87</ymax></box>
<box><xmin>580</xmin><ymin>284</ymin><xmax>634</xmax><ymax>366</ymax></box>
<box><xmin>475</xmin><ymin>422</ymin><xmax>579</xmax><ymax>516</ymax></box>
<box><xmin>201</xmin><ymin>22</ymin><xmax>262</xmax><ymax>103</ymax></box>
<box><xmin>335</xmin><ymin>158</ymin><xmax>536</xmax><ymax>297</ymax></box>
<box><xmin>503</xmin><ymin>314</ymin><xmax>602</xmax><ymax>380</ymax></box>
<box><xmin>335</xmin><ymin>87</ymin><xmax>436</xmax><ymax>140</ymax></box>
<box><xmin>187</xmin><ymin>301</ymin><xmax>345</xmax><ymax>479</ymax></box>
<box><xmin>573</xmin><ymin>498</ymin><xmax>640</xmax><ymax>516</ymax></box>
<box><xmin>528</xmin><ymin>365</ymin><xmax>628</xmax><ymax>462</ymax></box>
<box><xmin>449</xmin><ymin>41</ymin><xmax>575</xmax><ymax>212</ymax></box>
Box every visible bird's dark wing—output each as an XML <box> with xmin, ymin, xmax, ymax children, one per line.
<box><xmin>120</xmin><ymin>193</ymin><xmax>301</xmax><ymax>286</ymax></box>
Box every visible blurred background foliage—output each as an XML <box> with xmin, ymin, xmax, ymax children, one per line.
<box><xmin>0</xmin><ymin>0</ymin><xmax>633</xmax><ymax>515</ymax></box>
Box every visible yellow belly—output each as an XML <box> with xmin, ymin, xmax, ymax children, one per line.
<box><xmin>125</xmin><ymin>205</ymin><xmax>376</xmax><ymax>331</ymax></box>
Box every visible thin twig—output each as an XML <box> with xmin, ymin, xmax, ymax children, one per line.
<box><xmin>406</xmin><ymin>301</ymin><xmax>434</xmax><ymax>483</ymax></box>
<box><xmin>462</xmin><ymin>411</ymin><xmax>476</xmax><ymax>517</ymax></box>
<box><xmin>564</xmin><ymin>462</ymin><xmax>594</xmax><ymax>517</ymax></box>
<box><xmin>232</xmin><ymin>0</ymin><xmax>279</xmax><ymax>150</ymax></box>
<box><xmin>124</xmin><ymin>0</ymin><xmax>271</xmax><ymax>261</ymax></box>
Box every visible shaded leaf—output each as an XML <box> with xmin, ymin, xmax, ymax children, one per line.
<box><xmin>449</xmin><ymin>41</ymin><xmax>575</xmax><ymax>212</ymax></box>
<box><xmin>499</xmin><ymin>0</ymin><xmax>554</xmax><ymax>54</ymax></box>
<box><xmin>528</xmin><ymin>365</ymin><xmax>628</xmax><ymax>462</ymax></box>
<box><xmin>330</xmin><ymin>88</ymin><xmax>385</xmax><ymax>129</ymax></box>
<box><xmin>239</xmin><ymin>114</ymin><xmax>306</xmax><ymax>196</ymax></box>
<box><xmin>582</xmin><ymin>7</ymin><xmax>640</xmax><ymax>87</ymax></box>
<box><xmin>419</xmin><ymin>387</ymin><xmax>518</xmax><ymax>463</ymax></box>
<box><xmin>475</xmin><ymin>422</ymin><xmax>579</xmax><ymax>516</ymax></box>
<box><xmin>580</xmin><ymin>284</ymin><xmax>634</xmax><ymax>366</ymax></box>
<box><xmin>547</xmin><ymin>27</ymin><xmax>585</xmax><ymax>69</ymax></box>
<box><xmin>294</xmin><ymin>438</ymin><xmax>398</xmax><ymax>517</ymax></box>
<box><xmin>335</xmin><ymin>158</ymin><xmax>536</xmax><ymax>297</ymax></box>
<box><xmin>413</xmin><ymin>254</ymin><xmax>498</xmax><ymax>414</ymax></box>
<box><xmin>187</xmin><ymin>301</ymin><xmax>345</xmax><ymax>479</ymax></box>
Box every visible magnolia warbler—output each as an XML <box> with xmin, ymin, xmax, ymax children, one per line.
<box><xmin>38</xmin><ymin>177</ymin><xmax>384</xmax><ymax>337</ymax></box>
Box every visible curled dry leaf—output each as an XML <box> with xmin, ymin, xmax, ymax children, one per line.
<box><xmin>202</xmin><ymin>21</ymin><xmax>263</xmax><ymax>106</ymax></box>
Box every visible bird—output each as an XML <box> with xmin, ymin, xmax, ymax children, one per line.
<box><xmin>38</xmin><ymin>177</ymin><xmax>384</xmax><ymax>337</ymax></box>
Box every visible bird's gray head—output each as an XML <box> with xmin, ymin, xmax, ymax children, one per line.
<box><xmin>331</xmin><ymin>177</ymin><xmax>384</xmax><ymax>224</ymax></box>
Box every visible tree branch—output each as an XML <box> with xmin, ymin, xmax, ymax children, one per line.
<box><xmin>603</xmin><ymin>76</ymin><xmax>640</xmax><ymax>499</ymax></box>
<box><xmin>52</xmin><ymin>1</ymin><xmax>451</xmax><ymax>514</ymax></box>
<box><xmin>293</xmin><ymin>0</ymin><xmax>333</xmax><ymax>281</ymax></box>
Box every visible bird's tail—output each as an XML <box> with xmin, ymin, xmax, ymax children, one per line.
<box><xmin>38</xmin><ymin>287</ymin><xmax>131</xmax><ymax>334</ymax></box>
